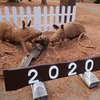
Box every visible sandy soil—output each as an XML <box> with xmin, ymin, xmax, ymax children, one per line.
<box><xmin>0</xmin><ymin>1</ymin><xmax>100</xmax><ymax>100</ymax></box>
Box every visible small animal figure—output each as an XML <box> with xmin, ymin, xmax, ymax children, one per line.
<box><xmin>34</xmin><ymin>34</ymin><xmax>49</xmax><ymax>50</ymax></box>
<box><xmin>50</xmin><ymin>22</ymin><xmax>94</xmax><ymax>48</ymax></box>
<box><xmin>0</xmin><ymin>20</ymin><xmax>42</xmax><ymax>54</ymax></box>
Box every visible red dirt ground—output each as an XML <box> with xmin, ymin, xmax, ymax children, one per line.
<box><xmin>0</xmin><ymin>1</ymin><xmax>100</xmax><ymax>100</ymax></box>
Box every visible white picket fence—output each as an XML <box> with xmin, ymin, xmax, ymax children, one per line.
<box><xmin>0</xmin><ymin>6</ymin><xmax>76</xmax><ymax>31</ymax></box>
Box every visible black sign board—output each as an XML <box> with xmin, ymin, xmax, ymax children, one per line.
<box><xmin>4</xmin><ymin>55</ymin><xmax>100</xmax><ymax>91</ymax></box>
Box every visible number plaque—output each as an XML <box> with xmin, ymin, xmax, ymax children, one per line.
<box><xmin>4</xmin><ymin>55</ymin><xmax>100</xmax><ymax>91</ymax></box>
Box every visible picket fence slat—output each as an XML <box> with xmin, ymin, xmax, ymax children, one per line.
<box><xmin>43</xmin><ymin>6</ymin><xmax>48</xmax><ymax>31</ymax></box>
<box><xmin>72</xmin><ymin>6</ymin><xmax>76</xmax><ymax>21</ymax></box>
<box><xmin>4</xmin><ymin>6</ymin><xmax>10</xmax><ymax>21</ymax></box>
<box><xmin>34</xmin><ymin>7</ymin><xmax>41</xmax><ymax>31</ymax></box>
<box><xmin>50</xmin><ymin>6</ymin><xmax>54</xmax><ymax>31</ymax></box>
<box><xmin>0</xmin><ymin>6</ymin><xmax>76</xmax><ymax>32</ymax></box>
<box><xmin>33</xmin><ymin>7</ymin><xmax>37</xmax><ymax>29</ymax></box>
<box><xmin>27</xmin><ymin>6</ymin><xmax>31</xmax><ymax>22</ymax></box>
<box><xmin>20</xmin><ymin>6</ymin><xmax>24</xmax><ymax>27</ymax></box>
<box><xmin>37</xmin><ymin>7</ymin><xmax>42</xmax><ymax>31</ymax></box>
<box><xmin>61</xmin><ymin>6</ymin><xmax>66</xmax><ymax>24</ymax></box>
<box><xmin>55</xmin><ymin>6</ymin><xmax>60</xmax><ymax>25</ymax></box>
<box><xmin>12</xmin><ymin>6</ymin><xmax>18</xmax><ymax>26</ymax></box>
<box><xmin>66</xmin><ymin>6</ymin><xmax>71</xmax><ymax>23</ymax></box>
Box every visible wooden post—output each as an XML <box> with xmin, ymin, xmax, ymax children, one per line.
<box><xmin>28</xmin><ymin>0</ymin><xmax>32</xmax><ymax>2</ymax></box>
<box><xmin>41</xmin><ymin>0</ymin><xmax>47</xmax><ymax>5</ymax></box>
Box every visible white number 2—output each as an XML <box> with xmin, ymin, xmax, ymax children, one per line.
<box><xmin>28</xmin><ymin>69</ymin><xmax>39</xmax><ymax>85</ymax></box>
<box><xmin>68</xmin><ymin>63</ymin><xmax>77</xmax><ymax>76</ymax></box>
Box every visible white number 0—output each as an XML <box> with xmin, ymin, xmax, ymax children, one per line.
<box><xmin>49</xmin><ymin>65</ymin><xmax>59</xmax><ymax>79</ymax></box>
<box><xmin>28</xmin><ymin>69</ymin><xmax>39</xmax><ymax>85</ymax></box>
<box><xmin>85</xmin><ymin>59</ymin><xmax>94</xmax><ymax>72</ymax></box>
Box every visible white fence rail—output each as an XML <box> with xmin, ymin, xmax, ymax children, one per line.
<box><xmin>0</xmin><ymin>6</ymin><xmax>76</xmax><ymax>31</ymax></box>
